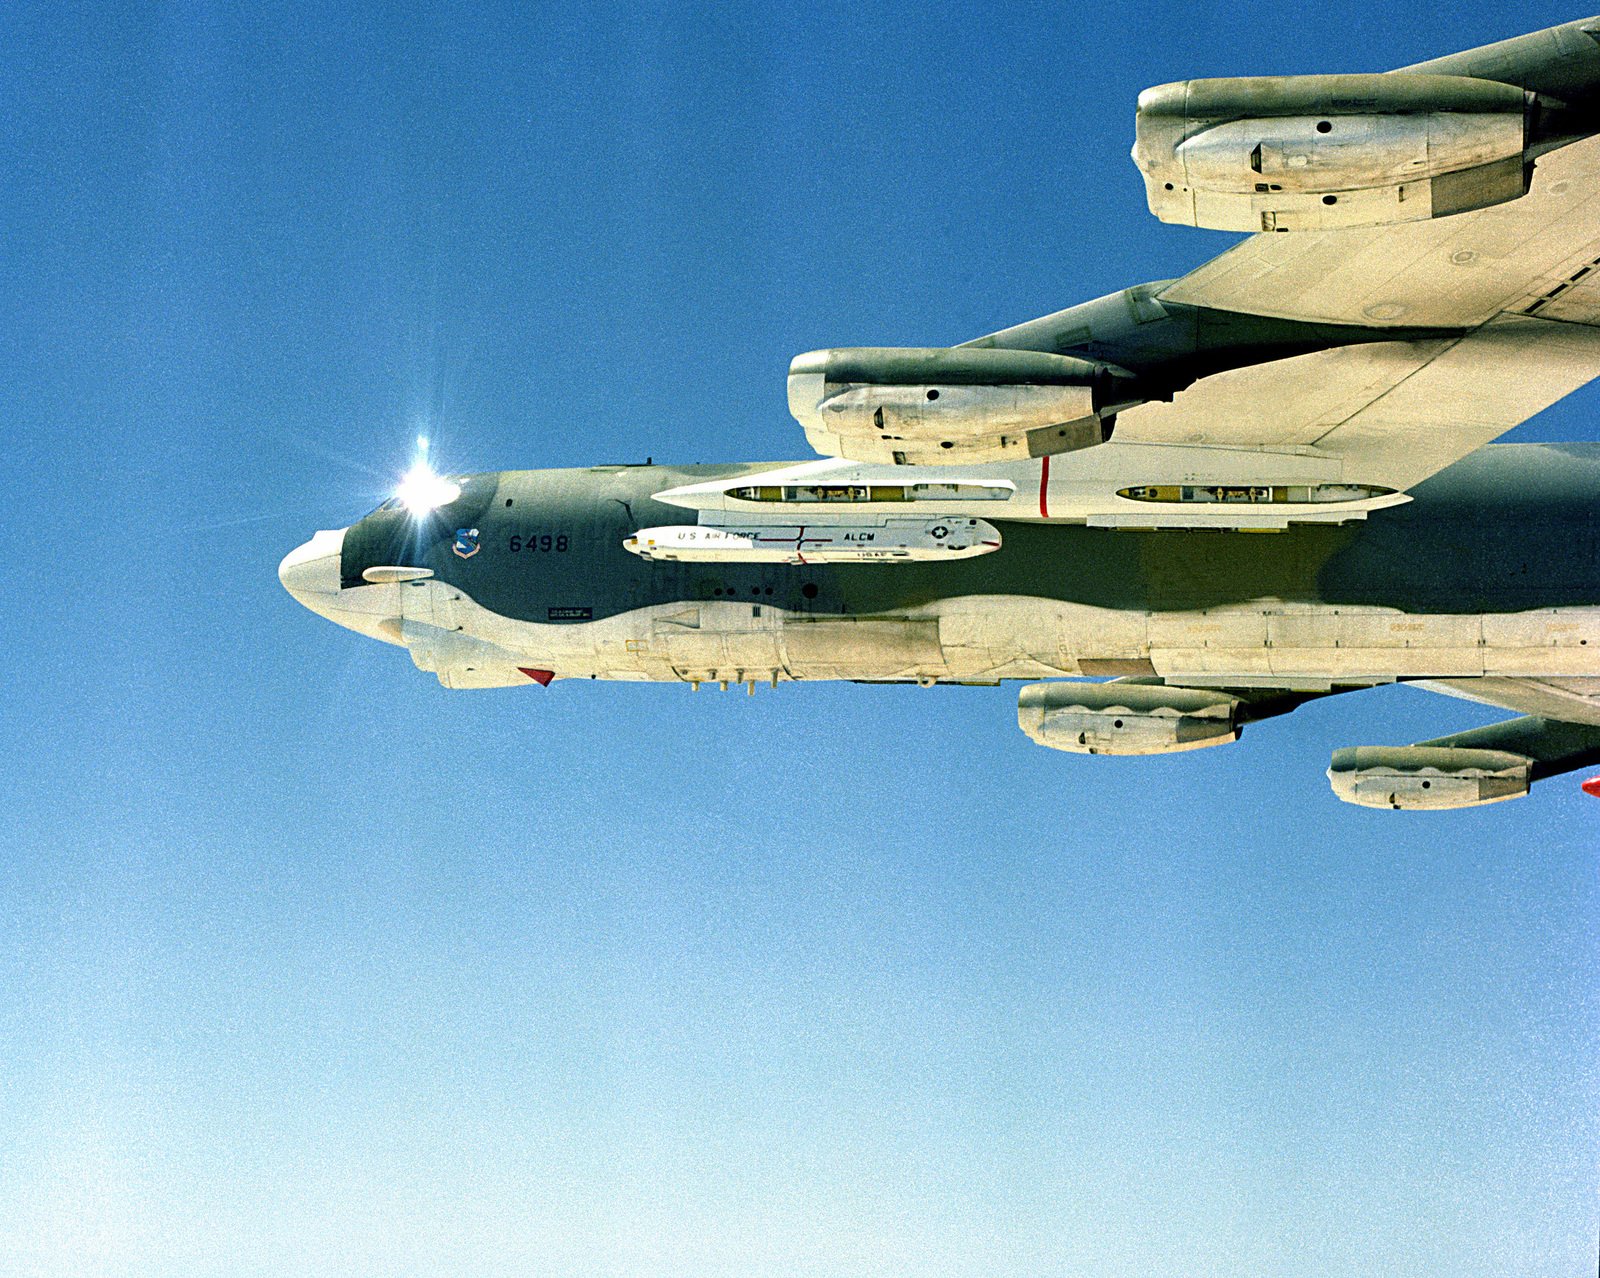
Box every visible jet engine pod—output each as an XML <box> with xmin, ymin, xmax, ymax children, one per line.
<box><xmin>1018</xmin><ymin>681</ymin><xmax>1241</xmax><ymax>756</ymax></box>
<box><xmin>1133</xmin><ymin>72</ymin><xmax>1537</xmax><ymax>231</ymax></box>
<box><xmin>788</xmin><ymin>346</ymin><xmax>1134</xmax><ymax>466</ymax></box>
<box><xmin>1327</xmin><ymin>745</ymin><xmax>1532</xmax><ymax>810</ymax></box>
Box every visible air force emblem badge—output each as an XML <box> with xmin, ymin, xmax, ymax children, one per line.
<box><xmin>452</xmin><ymin>527</ymin><xmax>481</xmax><ymax>559</ymax></box>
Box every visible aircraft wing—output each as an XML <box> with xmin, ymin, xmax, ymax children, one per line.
<box><xmin>1123</xmin><ymin>25</ymin><xmax>1600</xmax><ymax>489</ymax></box>
<box><xmin>1108</xmin><ymin>313</ymin><xmax>1600</xmax><ymax>491</ymax></box>
<box><xmin>1159</xmin><ymin>26</ymin><xmax>1600</xmax><ymax>331</ymax></box>
<box><xmin>1123</xmin><ymin>674</ymin><xmax>1600</xmax><ymax>732</ymax></box>
<box><xmin>788</xmin><ymin>18</ymin><xmax>1600</xmax><ymax>496</ymax></box>
<box><xmin>1088</xmin><ymin>677</ymin><xmax>1600</xmax><ymax>806</ymax></box>
<box><xmin>1416</xmin><ymin>676</ymin><xmax>1600</xmax><ymax>727</ymax></box>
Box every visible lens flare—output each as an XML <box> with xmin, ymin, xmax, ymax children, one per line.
<box><xmin>395</xmin><ymin>438</ymin><xmax>459</xmax><ymax>514</ymax></box>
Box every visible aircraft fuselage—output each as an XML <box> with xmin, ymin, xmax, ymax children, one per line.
<box><xmin>280</xmin><ymin>442</ymin><xmax>1600</xmax><ymax>692</ymax></box>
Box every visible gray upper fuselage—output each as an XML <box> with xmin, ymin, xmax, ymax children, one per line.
<box><xmin>339</xmin><ymin>442</ymin><xmax>1600</xmax><ymax>624</ymax></box>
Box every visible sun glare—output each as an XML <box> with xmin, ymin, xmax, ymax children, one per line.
<box><xmin>395</xmin><ymin>437</ymin><xmax>460</xmax><ymax>514</ymax></box>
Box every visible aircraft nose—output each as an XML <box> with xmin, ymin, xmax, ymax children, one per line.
<box><xmin>278</xmin><ymin>528</ymin><xmax>346</xmax><ymax>603</ymax></box>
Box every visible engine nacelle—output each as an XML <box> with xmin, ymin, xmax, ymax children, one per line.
<box><xmin>1133</xmin><ymin>73</ymin><xmax>1534</xmax><ymax>231</ymax></box>
<box><xmin>1327</xmin><ymin>746</ymin><xmax>1532</xmax><ymax>810</ymax></box>
<box><xmin>788</xmin><ymin>346</ymin><xmax>1134</xmax><ymax>466</ymax></box>
<box><xmin>1018</xmin><ymin>682</ymin><xmax>1241</xmax><ymax>756</ymax></box>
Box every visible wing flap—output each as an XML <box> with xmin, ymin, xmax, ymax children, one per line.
<box><xmin>1532</xmin><ymin>262</ymin><xmax>1600</xmax><ymax>323</ymax></box>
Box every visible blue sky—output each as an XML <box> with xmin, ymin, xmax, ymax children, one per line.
<box><xmin>2</xmin><ymin>3</ymin><xmax>1596</xmax><ymax>1275</ymax></box>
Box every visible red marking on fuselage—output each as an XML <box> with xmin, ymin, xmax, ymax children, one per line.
<box><xmin>518</xmin><ymin>668</ymin><xmax>554</xmax><ymax>686</ymax></box>
<box><xmin>1039</xmin><ymin>455</ymin><xmax>1051</xmax><ymax>519</ymax></box>
<box><xmin>1583</xmin><ymin>776</ymin><xmax>1600</xmax><ymax>798</ymax></box>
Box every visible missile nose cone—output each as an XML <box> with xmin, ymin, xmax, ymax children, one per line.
<box><xmin>278</xmin><ymin>528</ymin><xmax>346</xmax><ymax>604</ymax></box>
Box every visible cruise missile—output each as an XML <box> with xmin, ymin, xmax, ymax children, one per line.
<box><xmin>623</xmin><ymin>518</ymin><xmax>1001</xmax><ymax>564</ymax></box>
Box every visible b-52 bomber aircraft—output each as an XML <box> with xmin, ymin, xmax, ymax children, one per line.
<box><xmin>283</xmin><ymin>17</ymin><xmax>1600</xmax><ymax>810</ymax></box>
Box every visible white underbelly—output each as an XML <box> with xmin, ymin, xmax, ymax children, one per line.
<box><xmin>411</xmin><ymin>581</ymin><xmax>1600</xmax><ymax>687</ymax></box>
<box><xmin>1145</xmin><ymin>604</ymin><xmax>1600</xmax><ymax>680</ymax></box>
